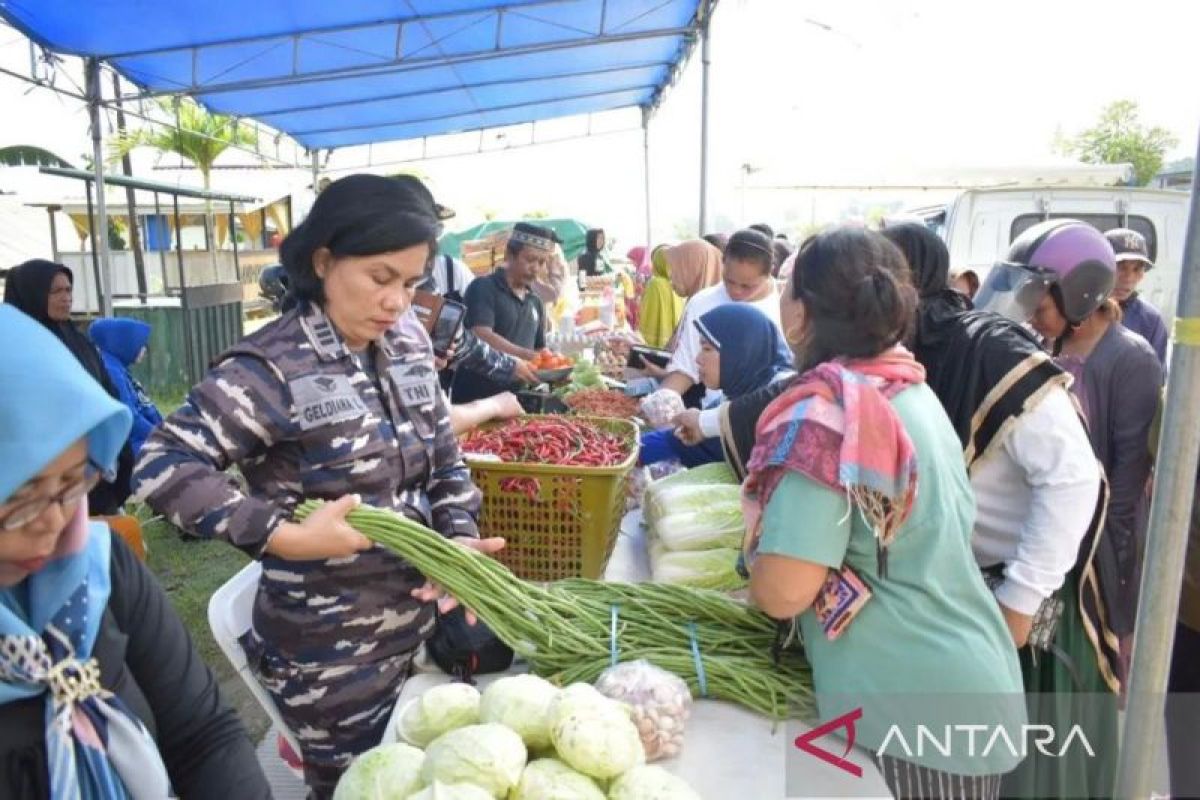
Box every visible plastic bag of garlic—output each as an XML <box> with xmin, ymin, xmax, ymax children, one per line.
<box><xmin>595</xmin><ymin>660</ymin><xmax>692</xmax><ymax>761</ymax></box>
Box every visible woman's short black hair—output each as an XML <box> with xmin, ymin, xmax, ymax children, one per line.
<box><xmin>279</xmin><ymin>173</ymin><xmax>441</xmax><ymax>305</ymax></box>
<box><xmin>790</xmin><ymin>227</ymin><xmax>917</xmax><ymax>370</ymax></box>
<box><xmin>723</xmin><ymin>228</ymin><xmax>775</xmax><ymax>275</ymax></box>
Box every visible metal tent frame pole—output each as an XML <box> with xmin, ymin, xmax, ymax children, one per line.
<box><xmin>697</xmin><ymin>17</ymin><xmax>712</xmax><ymax>236</ymax></box>
<box><xmin>310</xmin><ymin>150</ymin><xmax>320</xmax><ymax>195</ymax></box>
<box><xmin>86</xmin><ymin>58</ymin><xmax>114</xmax><ymax>317</ymax></box>
<box><xmin>642</xmin><ymin>107</ymin><xmax>652</xmax><ymax>249</ymax></box>
<box><xmin>1115</xmin><ymin>126</ymin><xmax>1200</xmax><ymax>798</ymax></box>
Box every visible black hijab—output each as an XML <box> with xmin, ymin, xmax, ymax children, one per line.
<box><xmin>881</xmin><ymin>225</ymin><xmax>1122</xmax><ymax>685</ymax></box>
<box><xmin>880</xmin><ymin>224</ymin><xmax>1067</xmax><ymax>463</ymax></box>
<box><xmin>577</xmin><ymin>228</ymin><xmax>610</xmax><ymax>276</ymax></box>
<box><xmin>5</xmin><ymin>260</ymin><xmax>114</xmax><ymax>391</ymax></box>
<box><xmin>4</xmin><ymin>259</ymin><xmax>132</xmax><ymax>513</ymax></box>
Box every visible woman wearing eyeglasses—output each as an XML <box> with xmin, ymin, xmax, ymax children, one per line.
<box><xmin>0</xmin><ymin>305</ymin><xmax>270</xmax><ymax>799</ymax></box>
<box><xmin>4</xmin><ymin>260</ymin><xmax>135</xmax><ymax>514</ymax></box>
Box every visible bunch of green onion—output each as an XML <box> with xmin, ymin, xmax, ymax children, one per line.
<box><xmin>297</xmin><ymin>501</ymin><xmax>813</xmax><ymax>720</ymax></box>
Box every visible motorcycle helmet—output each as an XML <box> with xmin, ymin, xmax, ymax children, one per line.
<box><xmin>258</xmin><ymin>264</ymin><xmax>289</xmax><ymax>302</ymax></box>
<box><xmin>975</xmin><ymin>219</ymin><xmax>1116</xmax><ymax>326</ymax></box>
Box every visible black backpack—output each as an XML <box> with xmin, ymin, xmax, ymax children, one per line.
<box><xmin>426</xmin><ymin>607</ymin><xmax>514</xmax><ymax>682</ymax></box>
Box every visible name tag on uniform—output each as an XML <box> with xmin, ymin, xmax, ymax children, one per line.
<box><xmin>389</xmin><ymin>362</ymin><xmax>439</xmax><ymax>409</ymax></box>
<box><xmin>289</xmin><ymin>374</ymin><xmax>367</xmax><ymax>430</ymax></box>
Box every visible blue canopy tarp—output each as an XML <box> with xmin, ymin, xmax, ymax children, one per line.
<box><xmin>2</xmin><ymin>1</ymin><xmax>713</xmax><ymax>149</ymax></box>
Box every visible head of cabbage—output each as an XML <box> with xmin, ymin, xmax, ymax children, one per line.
<box><xmin>608</xmin><ymin>765</ymin><xmax>703</xmax><ymax>800</ymax></box>
<box><xmin>549</xmin><ymin>683</ymin><xmax>645</xmax><ymax>780</ymax></box>
<box><xmin>421</xmin><ymin>723</ymin><xmax>527</xmax><ymax>798</ymax></box>
<box><xmin>407</xmin><ymin>781</ymin><xmax>494</xmax><ymax>800</ymax></box>
<box><xmin>511</xmin><ymin>758</ymin><xmax>606</xmax><ymax>800</ymax></box>
<box><xmin>332</xmin><ymin>742</ymin><xmax>425</xmax><ymax>800</ymax></box>
<box><xmin>479</xmin><ymin>675</ymin><xmax>560</xmax><ymax>750</ymax></box>
<box><xmin>396</xmin><ymin>682</ymin><xmax>482</xmax><ymax>748</ymax></box>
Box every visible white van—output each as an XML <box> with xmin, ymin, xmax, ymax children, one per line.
<box><xmin>907</xmin><ymin>186</ymin><xmax>1191</xmax><ymax>318</ymax></box>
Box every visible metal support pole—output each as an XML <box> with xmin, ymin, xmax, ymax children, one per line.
<box><xmin>84</xmin><ymin>181</ymin><xmax>103</xmax><ymax>315</ymax></box>
<box><xmin>642</xmin><ymin>108</ymin><xmax>652</xmax><ymax>249</ymax></box>
<box><xmin>229</xmin><ymin>200</ymin><xmax>240</xmax><ymax>284</ymax></box>
<box><xmin>310</xmin><ymin>150</ymin><xmax>320</xmax><ymax>195</ymax></box>
<box><xmin>154</xmin><ymin>192</ymin><xmax>168</xmax><ymax>294</ymax></box>
<box><xmin>697</xmin><ymin>18</ymin><xmax>712</xmax><ymax>236</ymax></box>
<box><xmin>47</xmin><ymin>207</ymin><xmax>59</xmax><ymax>262</ymax></box>
<box><xmin>1115</xmin><ymin>124</ymin><xmax>1200</xmax><ymax>798</ymax></box>
<box><xmin>174</xmin><ymin>194</ymin><xmax>196</xmax><ymax>383</ymax></box>
<box><xmin>86</xmin><ymin>58</ymin><xmax>114</xmax><ymax>317</ymax></box>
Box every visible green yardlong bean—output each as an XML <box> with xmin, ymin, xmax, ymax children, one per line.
<box><xmin>296</xmin><ymin>500</ymin><xmax>813</xmax><ymax>720</ymax></box>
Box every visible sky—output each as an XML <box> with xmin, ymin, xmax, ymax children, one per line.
<box><xmin>2</xmin><ymin>0</ymin><xmax>1199</xmax><ymax>254</ymax></box>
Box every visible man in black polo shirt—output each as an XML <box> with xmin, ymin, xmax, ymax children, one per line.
<box><xmin>452</xmin><ymin>222</ymin><xmax>559</xmax><ymax>403</ymax></box>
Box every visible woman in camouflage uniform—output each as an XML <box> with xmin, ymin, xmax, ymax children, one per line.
<box><xmin>133</xmin><ymin>174</ymin><xmax>497</xmax><ymax>798</ymax></box>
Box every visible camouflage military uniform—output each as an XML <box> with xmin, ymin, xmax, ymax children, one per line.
<box><xmin>133</xmin><ymin>302</ymin><xmax>481</xmax><ymax>798</ymax></box>
<box><xmin>449</xmin><ymin>326</ymin><xmax>518</xmax><ymax>383</ymax></box>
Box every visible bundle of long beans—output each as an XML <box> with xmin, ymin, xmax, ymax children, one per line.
<box><xmin>297</xmin><ymin>501</ymin><xmax>813</xmax><ymax>720</ymax></box>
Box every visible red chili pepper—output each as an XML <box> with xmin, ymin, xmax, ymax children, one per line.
<box><xmin>461</xmin><ymin>418</ymin><xmax>632</xmax><ymax>467</ymax></box>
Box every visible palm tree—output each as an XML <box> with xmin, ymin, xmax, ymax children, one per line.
<box><xmin>110</xmin><ymin>98</ymin><xmax>258</xmax><ymax>262</ymax></box>
<box><xmin>110</xmin><ymin>98</ymin><xmax>258</xmax><ymax>191</ymax></box>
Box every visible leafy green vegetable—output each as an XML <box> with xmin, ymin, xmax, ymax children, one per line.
<box><xmin>479</xmin><ymin>675</ymin><xmax>560</xmax><ymax>750</ymax></box>
<box><xmin>549</xmin><ymin>684</ymin><xmax>645</xmax><ymax>780</ymax></box>
<box><xmin>332</xmin><ymin>742</ymin><xmax>425</xmax><ymax>800</ymax></box>
<box><xmin>511</xmin><ymin>758</ymin><xmax>606</xmax><ymax>800</ymax></box>
<box><xmin>651</xmin><ymin>507</ymin><xmax>744</xmax><ymax>552</ymax></box>
<box><xmin>407</xmin><ymin>781</ymin><xmax>494</xmax><ymax>800</ymax></box>
<box><xmin>608</xmin><ymin>765</ymin><xmax>703</xmax><ymax>799</ymax></box>
<box><xmin>396</xmin><ymin>682</ymin><xmax>482</xmax><ymax>748</ymax></box>
<box><xmin>554</xmin><ymin>361</ymin><xmax>607</xmax><ymax>397</ymax></box>
<box><xmin>421</xmin><ymin>724</ymin><xmax>527</xmax><ymax>798</ymax></box>
<box><xmin>644</xmin><ymin>462</ymin><xmax>737</xmax><ymax>509</ymax></box>
<box><xmin>650</xmin><ymin>548</ymin><xmax>745</xmax><ymax>591</ymax></box>
<box><xmin>646</xmin><ymin>484</ymin><xmax>743</xmax><ymax>527</ymax></box>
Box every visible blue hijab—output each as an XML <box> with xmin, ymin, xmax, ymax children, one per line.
<box><xmin>693</xmin><ymin>304</ymin><xmax>793</xmax><ymax>399</ymax></box>
<box><xmin>0</xmin><ymin>306</ymin><xmax>171</xmax><ymax>799</ymax></box>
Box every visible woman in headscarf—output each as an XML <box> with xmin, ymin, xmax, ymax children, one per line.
<box><xmin>640</xmin><ymin>304</ymin><xmax>791</xmax><ymax>468</ymax></box>
<box><xmin>4</xmin><ymin>259</ymin><xmax>134</xmax><ymax>514</ymax></box>
<box><xmin>0</xmin><ymin>305</ymin><xmax>270</xmax><ymax>798</ymax></box>
<box><xmin>623</xmin><ymin>245</ymin><xmax>651</xmax><ymax>328</ymax></box>
<box><xmin>637</xmin><ymin>245</ymin><xmax>685</xmax><ymax>349</ymax></box>
<box><xmin>576</xmin><ymin>228</ymin><xmax>611</xmax><ymax>278</ymax></box>
<box><xmin>626</xmin><ymin>245</ymin><xmax>652</xmax><ymax>285</ymax></box>
<box><xmin>743</xmin><ymin>228</ymin><xmax>1026</xmax><ymax>798</ymax></box>
<box><xmin>894</xmin><ymin>221</ymin><xmax>1123</xmax><ymax>798</ymax></box>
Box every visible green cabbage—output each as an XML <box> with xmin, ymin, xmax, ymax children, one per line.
<box><xmin>650</xmin><ymin>548</ymin><xmax>745</xmax><ymax>591</ymax></box>
<box><xmin>511</xmin><ymin>758</ymin><xmax>607</xmax><ymax>800</ymax></box>
<box><xmin>421</xmin><ymin>723</ymin><xmax>527</xmax><ymax>798</ymax></box>
<box><xmin>550</xmin><ymin>683</ymin><xmax>645</xmax><ymax>780</ymax></box>
<box><xmin>406</xmin><ymin>781</ymin><xmax>494</xmax><ymax>800</ymax></box>
<box><xmin>607</xmin><ymin>766</ymin><xmax>703</xmax><ymax>800</ymax></box>
<box><xmin>479</xmin><ymin>675</ymin><xmax>560</xmax><ymax>749</ymax></box>
<box><xmin>332</xmin><ymin>742</ymin><xmax>425</xmax><ymax>800</ymax></box>
<box><xmin>395</xmin><ymin>682</ymin><xmax>482</xmax><ymax>747</ymax></box>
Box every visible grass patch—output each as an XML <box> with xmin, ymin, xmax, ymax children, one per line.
<box><xmin>151</xmin><ymin>389</ymin><xmax>189</xmax><ymax>417</ymax></box>
<box><xmin>137</xmin><ymin>508</ymin><xmax>270</xmax><ymax>741</ymax></box>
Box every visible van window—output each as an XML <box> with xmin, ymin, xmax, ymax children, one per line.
<box><xmin>1010</xmin><ymin>214</ymin><xmax>1157</xmax><ymax>261</ymax></box>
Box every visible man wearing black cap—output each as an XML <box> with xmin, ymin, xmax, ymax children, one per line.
<box><xmin>1106</xmin><ymin>227</ymin><xmax>1169</xmax><ymax>364</ymax></box>
<box><xmin>453</xmin><ymin>222</ymin><xmax>560</xmax><ymax>403</ymax></box>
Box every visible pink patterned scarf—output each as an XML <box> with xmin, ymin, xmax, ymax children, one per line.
<box><xmin>742</xmin><ymin>347</ymin><xmax>925</xmax><ymax>577</ymax></box>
